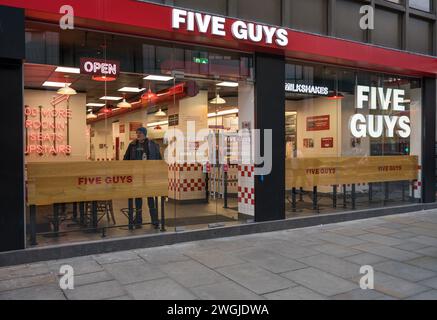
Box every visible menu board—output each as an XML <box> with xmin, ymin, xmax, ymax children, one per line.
<box><xmin>306</xmin><ymin>115</ymin><xmax>330</xmax><ymax>131</ymax></box>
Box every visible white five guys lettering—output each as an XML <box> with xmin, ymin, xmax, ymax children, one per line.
<box><xmin>172</xmin><ymin>9</ymin><xmax>288</xmax><ymax>47</ymax></box>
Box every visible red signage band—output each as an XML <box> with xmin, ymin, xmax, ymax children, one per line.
<box><xmin>1</xmin><ymin>0</ymin><xmax>437</xmax><ymax>76</ymax></box>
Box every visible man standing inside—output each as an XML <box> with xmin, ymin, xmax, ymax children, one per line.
<box><xmin>124</xmin><ymin>127</ymin><xmax>162</xmax><ymax>229</ymax></box>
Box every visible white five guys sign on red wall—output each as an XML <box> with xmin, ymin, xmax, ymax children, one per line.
<box><xmin>172</xmin><ymin>9</ymin><xmax>289</xmax><ymax>47</ymax></box>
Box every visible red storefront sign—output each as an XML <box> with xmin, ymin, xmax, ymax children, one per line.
<box><xmin>307</xmin><ymin>115</ymin><xmax>330</xmax><ymax>132</ymax></box>
<box><xmin>321</xmin><ymin>137</ymin><xmax>334</xmax><ymax>148</ymax></box>
<box><xmin>2</xmin><ymin>0</ymin><xmax>437</xmax><ymax>76</ymax></box>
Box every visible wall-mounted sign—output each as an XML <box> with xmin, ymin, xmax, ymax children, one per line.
<box><xmin>285</xmin><ymin>83</ymin><xmax>329</xmax><ymax>96</ymax></box>
<box><xmin>24</xmin><ymin>106</ymin><xmax>72</xmax><ymax>156</ymax></box>
<box><xmin>172</xmin><ymin>9</ymin><xmax>288</xmax><ymax>47</ymax></box>
<box><xmin>303</xmin><ymin>138</ymin><xmax>314</xmax><ymax>149</ymax></box>
<box><xmin>321</xmin><ymin>137</ymin><xmax>334</xmax><ymax>148</ymax></box>
<box><xmin>307</xmin><ymin>115</ymin><xmax>330</xmax><ymax>131</ymax></box>
<box><xmin>351</xmin><ymin>85</ymin><xmax>411</xmax><ymax>139</ymax></box>
<box><xmin>193</xmin><ymin>57</ymin><xmax>209</xmax><ymax>64</ymax></box>
<box><xmin>80</xmin><ymin>58</ymin><xmax>120</xmax><ymax>77</ymax></box>
<box><xmin>169</xmin><ymin>114</ymin><xmax>179</xmax><ymax>127</ymax></box>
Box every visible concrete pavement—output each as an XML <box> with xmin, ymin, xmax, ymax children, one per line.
<box><xmin>1</xmin><ymin>209</ymin><xmax>437</xmax><ymax>300</ymax></box>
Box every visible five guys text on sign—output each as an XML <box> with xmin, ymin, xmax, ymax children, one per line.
<box><xmin>172</xmin><ymin>8</ymin><xmax>289</xmax><ymax>47</ymax></box>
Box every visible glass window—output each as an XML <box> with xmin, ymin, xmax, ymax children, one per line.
<box><xmin>173</xmin><ymin>0</ymin><xmax>227</xmax><ymax>15</ymax></box>
<box><xmin>410</xmin><ymin>0</ymin><xmax>432</xmax><ymax>12</ymax></box>
<box><xmin>286</xmin><ymin>0</ymin><xmax>328</xmax><ymax>35</ymax></box>
<box><xmin>24</xmin><ymin>22</ymin><xmax>254</xmax><ymax>248</ymax></box>
<box><xmin>334</xmin><ymin>0</ymin><xmax>366</xmax><ymax>42</ymax></box>
<box><xmin>373</xmin><ymin>9</ymin><xmax>401</xmax><ymax>50</ymax></box>
<box><xmin>285</xmin><ymin>61</ymin><xmax>422</xmax><ymax>218</ymax></box>
<box><xmin>236</xmin><ymin>0</ymin><xmax>282</xmax><ymax>25</ymax></box>
<box><xmin>407</xmin><ymin>17</ymin><xmax>433</xmax><ymax>55</ymax></box>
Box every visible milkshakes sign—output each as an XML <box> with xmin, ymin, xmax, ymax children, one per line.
<box><xmin>350</xmin><ymin>85</ymin><xmax>411</xmax><ymax>138</ymax></box>
<box><xmin>172</xmin><ymin>9</ymin><xmax>289</xmax><ymax>47</ymax></box>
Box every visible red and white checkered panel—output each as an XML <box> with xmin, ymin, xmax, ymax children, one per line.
<box><xmin>238</xmin><ymin>165</ymin><xmax>255</xmax><ymax>216</ymax></box>
<box><xmin>168</xmin><ymin>163</ymin><xmax>205</xmax><ymax>200</ymax></box>
<box><xmin>238</xmin><ymin>186</ymin><xmax>255</xmax><ymax>205</ymax></box>
<box><xmin>238</xmin><ymin>165</ymin><xmax>255</xmax><ymax>178</ymax></box>
<box><xmin>180</xmin><ymin>178</ymin><xmax>206</xmax><ymax>192</ymax></box>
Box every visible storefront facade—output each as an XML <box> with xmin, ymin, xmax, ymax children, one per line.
<box><xmin>1</xmin><ymin>0</ymin><xmax>437</xmax><ymax>257</ymax></box>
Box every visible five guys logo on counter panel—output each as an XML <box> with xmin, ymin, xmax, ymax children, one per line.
<box><xmin>172</xmin><ymin>9</ymin><xmax>289</xmax><ymax>47</ymax></box>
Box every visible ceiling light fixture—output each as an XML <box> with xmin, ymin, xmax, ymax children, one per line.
<box><xmin>55</xmin><ymin>66</ymin><xmax>81</xmax><ymax>74</ymax></box>
<box><xmin>209</xmin><ymin>94</ymin><xmax>226</xmax><ymax>105</ymax></box>
<box><xmin>216</xmin><ymin>81</ymin><xmax>239</xmax><ymax>88</ymax></box>
<box><xmin>118</xmin><ymin>87</ymin><xmax>146</xmax><ymax>93</ymax></box>
<box><xmin>144</xmin><ymin>75</ymin><xmax>174</xmax><ymax>82</ymax></box>
<box><xmin>57</xmin><ymin>75</ymin><xmax>77</xmax><ymax>95</ymax></box>
<box><xmin>155</xmin><ymin>109</ymin><xmax>167</xmax><ymax>117</ymax></box>
<box><xmin>98</xmin><ymin>106</ymin><xmax>112</xmax><ymax>115</ymax></box>
<box><xmin>92</xmin><ymin>75</ymin><xmax>117</xmax><ymax>82</ymax></box>
<box><xmin>117</xmin><ymin>94</ymin><xmax>132</xmax><ymax>109</ymax></box>
<box><xmin>86</xmin><ymin>111</ymin><xmax>97</xmax><ymax>120</ymax></box>
<box><xmin>142</xmin><ymin>86</ymin><xmax>158</xmax><ymax>102</ymax></box>
<box><xmin>208</xmin><ymin>108</ymin><xmax>239</xmax><ymax>118</ymax></box>
<box><xmin>100</xmin><ymin>96</ymin><xmax>123</xmax><ymax>101</ymax></box>
<box><xmin>43</xmin><ymin>81</ymin><xmax>71</xmax><ymax>88</ymax></box>
<box><xmin>86</xmin><ymin>103</ymin><xmax>106</xmax><ymax>107</ymax></box>
<box><xmin>147</xmin><ymin>121</ymin><xmax>168</xmax><ymax>128</ymax></box>
<box><xmin>327</xmin><ymin>91</ymin><xmax>344</xmax><ymax>100</ymax></box>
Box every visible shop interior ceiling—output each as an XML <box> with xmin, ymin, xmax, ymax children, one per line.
<box><xmin>24</xmin><ymin>63</ymin><xmax>239</xmax><ymax>113</ymax></box>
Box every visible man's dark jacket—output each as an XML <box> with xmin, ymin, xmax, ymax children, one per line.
<box><xmin>123</xmin><ymin>139</ymin><xmax>162</xmax><ymax>161</ymax></box>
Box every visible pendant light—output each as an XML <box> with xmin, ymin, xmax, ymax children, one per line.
<box><xmin>327</xmin><ymin>91</ymin><xmax>344</xmax><ymax>100</ymax></box>
<box><xmin>57</xmin><ymin>75</ymin><xmax>77</xmax><ymax>95</ymax></box>
<box><xmin>142</xmin><ymin>84</ymin><xmax>157</xmax><ymax>102</ymax></box>
<box><xmin>87</xmin><ymin>111</ymin><xmax>97</xmax><ymax>120</ymax></box>
<box><xmin>155</xmin><ymin>108</ymin><xmax>167</xmax><ymax>117</ymax></box>
<box><xmin>327</xmin><ymin>71</ymin><xmax>344</xmax><ymax>100</ymax></box>
<box><xmin>210</xmin><ymin>94</ymin><xmax>226</xmax><ymax>105</ymax></box>
<box><xmin>117</xmin><ymin>94</ymin><xmax>132</xmax><ymax>109</ymax></box>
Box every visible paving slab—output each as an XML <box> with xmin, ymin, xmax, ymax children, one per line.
<box><xmin>125</xmin><ymin>278</ymin><xmax>197</xmax><ymax>300</ymax></box>
<box><xmin>309</xmin><ymin>243</ymin><xmax>362</xmax><ymax>258</ymax></box>
<box><xmin>137</xmin><ymin>247</ymin><xmax>191</xmax><ymax>265</ymax></box>
<box><xmin>0</xmin><ymin>263</ymin><xmax>50</xmax><ymax>281</ymax></box>
<box><xmin>281</xmin><ymin>267</ymin><xmax>357</xmax><ymax>296</ymax></box>
<box><xmin>407</xmin><ymin>290</ymin><xmax>437</xmax><ymax>300</ymax></box>
<box><xmin>331</xmin><ymin>288</ymin><xmax>391</xmax><ymax>300</ymax></box>
<box><xmin>183</xmin><ymin>248</ymin><xmax>245</xmax><ymax>269</ymax></box>
<box><xmin>374</xmin><ymin>261</ymin><xmax>436</xmax><ymax>282</ymax></box>
<box><xmin>160</xmin><ymin>260</ymin><xmax>227</xmax><ymax>288</ymax></box>
<box><xmin>357</xmin><ymin>234</ymin><xmax>403</xmax><ymax>246</ymax></box>
<box><xmin>93</xmin><ymin>251</ymin><xmax>140</xmax><ymax>265</ymax></box>
<box><xmin>231</xmin><ymin>248</ymin><xmax>307</xmax><ymax>274</ymax></box>
<box><xmin>71</xmin><ymin>271</ymin><xmax>114</xmax><ymax>287</ymax></box>
<box><xmin>0</xmin><ymin>284</ymin><xmax>65</xmax><ymax>300</ymax></box>
<box><xmin>352</xmin><ymin>243</ymin><xmax>420</xmax><ymax>261</ymax></box>
<box><xmin>192</xmin><ymin>281</ymin><xmax>264</xmax><ymax>300</ymax></box>
<box><xmin>344</xmin><ymin>253</ymin><xmax>388</xmax><ymax>265</ymax></box>
<box><xmin>216</xmin><ymin>263</ymin><xmax>295</xmax><ymax>295</ymax></box>
<box><xmin>297</xmin><ymin>254</ymin><xmax>361</xmax><ymax>280</ymax></box>
<box><xmin>371</xmin><ymin>272</ymin><xmax>429</xmax><ymax>299</ymax></box>
<box><xmin>407</xmin><ymin>257</ymin><xmax>437</xmax><ymax>272</ymax></box>
<box><xmin>48</xmin><ymin>257</ymin><xmax>103</xmax><ymax>275</ymax></box>
<box><xmin>263</xmin><ymin>286</ymin><xmax>327</xmax><ymax>300</ymax></box>
<box><xmin>418</xmin><ymin>277</ymin><xmax>437</xmax><ymax>290</ymax></box>
<box><xmin>63</xmin><ymin>280</ymin><xmax>126</xmax><ymax>300</ymax></box>
<box><xmin>0</xmin><ymin>273</ymin><xmax>57</xmax><ymax>292</ymax></box>
<box><xmin>103</xmin><ymin>260</ymin><xmax>165</xmax><ymax>285</ymax></box>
